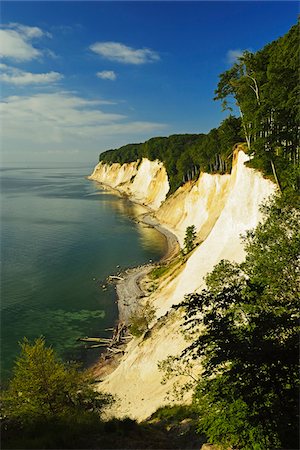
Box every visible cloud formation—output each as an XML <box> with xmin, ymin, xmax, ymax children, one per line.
<box><xmin>1</xmin><ymin>91</ymin><xmax>165</xmax><ymax>159</ymax></box>
<box><xmin>5</xmin><ymin>22</ymin><xmax>51</xmax><ymax>39</ymax></box>
<box><xmin>90</xmin><ymin>41</ymin><xmax>160</xmax><ymax>64</ymax></box>
<box><xmin>0</xmin><ymin>23</ymin><xmax>51</xmax><ymax>61</ymax></box>
<box><xmin>96</xmin><ymin>70</ymin><xmax>117</xmax><ymax>80</ymax></box>
<box><xmin>226</xmin><ymin>49</ymin><xmax>244</xmax><ymax>64</ymax></box>
<box><xmin>0</xmin><ymin>64</ymin><xmax>63</xmax><ymax>85</ymax></box>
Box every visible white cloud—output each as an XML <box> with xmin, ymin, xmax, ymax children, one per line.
<box><xmin>96</xmin><ymin>70</ymin><xmax>117</xmax><ymax>81</ymax></box>
<box><xmin>0</xmin><ymin>23</ymin><xmax>51</xmax><ymax>61</ymax></box>
<box><xmin>0</xmin><ymin>29</ymin><xmax>41</xmax><ymax>61</ymax></box>
<box><xmin>5</xmin><ymin>23</ymin><xmax>51</xmax><ymax>39</ymax></box>
<box><xmin>226</xmin><ymin>49</ymin><xmax>244</xmax><ymax>64</ymax></box>
<box><xmin>90</xmin><ymin>41</ymin><xmax>160</xmax><ymax>65</ymax></box>
<box><xmin>0</xmin><ymin>64</ymin><xmax>63</xmax><ymax>85</ymax></box>
<box><xmin>1</xmin><ymin>92</ymin><xmax>166</xmax><ymax>159</ymax></box>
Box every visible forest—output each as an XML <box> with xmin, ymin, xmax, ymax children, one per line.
<box><xmin>100</xmin><ymin>21</ymin><xmax>299</xmax><ymax>194</ymax></box>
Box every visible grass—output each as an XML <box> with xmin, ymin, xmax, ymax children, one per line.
<box><xmin>150</xmin><ymin>259</ymin><xmax>179</xmax><ymax>280</ymax></box>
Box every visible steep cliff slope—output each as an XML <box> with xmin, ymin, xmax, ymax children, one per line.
<box><xmin>89</xmin><ymin>158</ymin><xmax>169</xmax><ymax>210</ymax></box>
<box><xmin>152</xmin><ymin>150</ymin><xmax>275</xmax><ymax>317</ymax></box>
<box><xmin>92</xmin><ymin>149</ymin><xmax>276</xmax><ymax>421</ymax></box>
<box><xmin>156</xmin><ymin>172</ymin><xmax>231</xmax><ymax>246</ymax></box>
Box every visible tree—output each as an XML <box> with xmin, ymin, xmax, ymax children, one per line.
<box><xmin>183</xmin><ymin>225</ymin><xmax>197</xmax><ymax>255</ymax></box>
<box><xmin>215</xmin><ymin>22</ymin><xmax>299</xmax><ymax>191</ymax></box>
<box><xmin>172</xmin><ymin>194</ymin><xmax>299</xmax><ymax>449</ymax></box>
<box><xmin>1</xmin><ymin>337</ymin><xmax>111</xmax><ymax>424</ymax></box>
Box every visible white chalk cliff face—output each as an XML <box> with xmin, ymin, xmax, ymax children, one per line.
<box><xmin>156</xmin><ymin>172</ymin><xmax>231</xmax><ymax>246</ymax></box>
<box><xmin>89</xmin><ymin>158</ymin><xmax>170</xmax><ymax>210</ymax></box>
<box><xmin>91</xmin><ymin>149</ymin><xmax>276</xmax><ymax>421</ymax></box>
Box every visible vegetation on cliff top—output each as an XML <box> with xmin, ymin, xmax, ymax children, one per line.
<box><xmin>215</xmin><ymin>21</ymin><xmax>299</xmax><ymax>192</ymax></box>
<box><xmin>100</xmin><ymin>115</ymin><xmax>243</xmax><ymax>193</ymax></box>
<box><xmin>99</xmin><ymin>21</ymin><xmax>299</xmax><ymax>194</ymax></box>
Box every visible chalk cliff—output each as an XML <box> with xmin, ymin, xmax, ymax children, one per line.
<box><xmin>90</xmin><ymin>148</ymin><xmax>276</xmax><ymax>421</ymax></box>
<box><xmin>89</xmin><ymin>158</ymin><xmax>169</xmax><ymax>210</ymax></box>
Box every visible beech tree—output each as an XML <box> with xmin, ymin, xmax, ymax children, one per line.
<box><xmin>215</xmin><ymin>22</ymin><xmax>299</xmax><ymax>191</ymax></box>
<box><xmin>175</xmin><ymin>194</ymin><xmax>300</xmax><ymax>449</ymax></box>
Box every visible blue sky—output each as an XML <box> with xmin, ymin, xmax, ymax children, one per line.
<box><xmin>1</xmin><ymin>1</ymin><xmax>298</xmax><ymax>166</ymax></box>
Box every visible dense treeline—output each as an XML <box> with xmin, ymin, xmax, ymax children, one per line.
<box><xmin>100</xmin><ymin>21</ymin><xmax>299</xmax><ymax>193</ymax></box>
<box><xmin>100</xmin><ymin>115</ymin><xmax>243</xmax><ymax>193</ymax></box>
<box><xmin>215</xmin><ymin>21</ymin><xmax>299</xmax><ymax>191</ymax></box>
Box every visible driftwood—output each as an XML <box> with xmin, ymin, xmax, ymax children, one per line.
<box><xmin>107</xmin><ymin>275</ymin><xmax>124</xmax><ymax>281</ymax></box>
<box><xmin>107</xmin><ymin>347</ymin><xmax>124</xmax><ymax>354</ymax></box>
<box><xmin>78</xmin><ymin>337</ymin><xmax>112</xmax><ymax>344</ymax></box>
<box><xmin>86</xmin><ymin>344</ymin><xmax>108</xmax><ymax>349</ymax></box>
<box><xmin>112</xmin><ymin>321</ymin><xmax>126</xmax><ymax>344</ymax></box>
<box><xmin>78</xmin><ymin>321</ymin><xmax>128</xmax><ymax>350</ymax></box>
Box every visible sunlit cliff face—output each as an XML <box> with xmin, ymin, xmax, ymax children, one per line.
<box><xmin>90</xmin><ymin>148</ymin><xmax>276</xmax><ymax>421</ymax></box>
<box><xmin>156</xmin><ymin>172</ymin><xmax>231</xmax><ymax>246</ymax></box>
<box><xmin>153</xmin><ymin>149</ymin><xmax>276</xmax><ymax>317</ymax></box>
<box><xmin>89</xmin><ymin>158</ymin><xmax>169</xmax><ymax>210</ymax></box>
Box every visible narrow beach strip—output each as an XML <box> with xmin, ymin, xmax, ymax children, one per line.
<box><xmin>88</xmin><ymin>178</ymin><xmax>180</xmax><ymax>323</ymax></box>
<box><xmin>116</xmin><ymin>213</ymin><xmax>180</xmax><ymax>323</ymax></box>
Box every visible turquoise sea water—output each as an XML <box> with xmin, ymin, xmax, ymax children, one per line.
<box><xmin>0</xmin><ymin>166</ymin><xmax>167</xmax><ymax>381</ymax></box>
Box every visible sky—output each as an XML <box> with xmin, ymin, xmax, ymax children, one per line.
<box><xmin>0</xmin><ymin>1</ymin><xmax>298</xmax><ymax>167</ymax></box>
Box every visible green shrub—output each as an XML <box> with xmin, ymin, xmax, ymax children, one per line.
<box><xmin>129</xmin><ymin>301</ymin><xmax>156</xmax><ymax>337</ymax></box>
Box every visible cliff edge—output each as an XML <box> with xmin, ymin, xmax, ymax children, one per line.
<box><xmin>89</xmin><ymin>147</ymin><xmax>275</xmax><ymax>421</ymax></box>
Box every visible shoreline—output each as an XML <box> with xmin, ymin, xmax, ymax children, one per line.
<box><xmin>88</xmin><ymin>178</ymin><xmax>179</xmax><ymax>377</ymax></box>
<box><xmin>116</xmin><ymin>212</ymin><xmax>180</xmax><ymax>323</ymax></box>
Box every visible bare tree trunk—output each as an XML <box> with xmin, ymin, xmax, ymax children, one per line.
<box><xmin>238</xmin><ymin>106</ymin><xmax>251</xmax><ymax>151</ymax></box>
<box><xmin>247</xmin><ymin>74</ymin><xmax>261</xmax><ymax>106</ymax></box>
<box><xmin>270</xmin><ymin>159</ymin><xmax>281</xmax><ymax>192</ymax></box>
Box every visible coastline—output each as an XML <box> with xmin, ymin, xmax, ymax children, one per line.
<box><xmin>116</xmin><ymin>213</ymin><xmax>180</xmax><ymax>323</ymax></box>
<box><xmin>89</xmin><ymin>178</ymin><xmax>179</xmax><ymax>377</ymax></box>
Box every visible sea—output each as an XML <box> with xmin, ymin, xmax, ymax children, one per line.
<box><xmin>0</xmin><ymin>165</ymin><xmax>167</xmax><ymax>382</ymax></box>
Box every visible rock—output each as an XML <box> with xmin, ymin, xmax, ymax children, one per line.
<box><xmin>200</xmin><ymin>445</ymin><xmax>221</xmax><ymax>450</ymax></box>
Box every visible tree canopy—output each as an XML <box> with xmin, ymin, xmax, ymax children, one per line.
<box><xmin>99</xmin><ymin>21</ymin><xmax>299</xmax><ymax>194</ymax></box>
<box><xmin>183</xmin><ymin>225</ymin><xmax>197</xmax><ymax>255</ymax></box>
<box><xmin>99</xmin><ymin>116</ymin><xmax>243</xmax><ymax>193</ymax></box>
<box><xmin>175</xmin><ymin>193</ymin><xmax>300</xmax><ymax>449</ymax></box>
<box><xmin>215</xmin><ymin>21</ymin><xmax>299</xmax><ymax>191</ymax></box>
<box><xmin>1</xmin><ymin>337</ymin><xmax>110</xmax><ymax>424</ymax></box>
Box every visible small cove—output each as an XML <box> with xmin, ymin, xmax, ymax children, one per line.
<box><xmin>0</xmin><ymin>166</ymin><xmax>167</xmax><ymax>381</ymax></box>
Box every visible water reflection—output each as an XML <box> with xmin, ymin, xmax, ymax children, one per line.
<box><xmin>92</xmin><ymin>183</ymin><xmax>167</xmax><ymax>254</ymax></box>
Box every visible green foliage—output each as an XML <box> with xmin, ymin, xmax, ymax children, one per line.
<box><xmin>2</xmin><ymin>413</ymin><xmax>200</xmax><ymax>449</ymax></box>
<box><xmin>129</xmin><ymin>301</ymin><xmax>156</xmax><ymax>337</ymax></box>
<box><xmin>158</xmin><ymin>355</ymin><xmax>200</xmax><ymax>401</ymax></box>
<box><xmin>151</xmin><ymin>404</ymin><xmax>196</xmax><ymax>423</ymax></box>
<box><xmin>149</xmin><ymin>404</ymin><xmax>201</xmax><ymax>446</ymax></box>
<box><xmin>183</xmin><ymin>225</ymin><xmax>197</xmax><ymax>255</ymax></box>
<box><xmin>150</xmin><ymin>265</ymin><xmax>170</xmax><ymax>280</ymax></box>
<box><xmin>170</xmin><ymin>194</ymin><xmax>299</xmax><ymax>449</ymax></box>
<box><xmin>150</xmin><ymin>259</ymin><xmax>178</xmax><ymax>280</ymax></box>
<box><xmin>2</xmin><ymin>411</ymin><xmax>103</xmax><ymax>449</ymax></box>
<box><xmin>215</xmin><ymin>21</ymin><xmax>299</xmax><ymax>191</ymax></box>
<box><xmin>99</xmin><ymin>120</ymin><xmax>242</xmax><ymax>193</ymax></box>
<box><xmin>98</xmin><ymin>23</ymin><xmax>298</xmax><ymax>195</ymax></box>
<box><xmin>1</xmin><ymin>337</ymin><xmax>111</xmax><ymax>425</ymax></box>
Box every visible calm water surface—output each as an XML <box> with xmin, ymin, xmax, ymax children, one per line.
<box><xmin>0</xmin><ymin>166</ymin><xmax>167</xmax><ymax>381</ymax></box>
